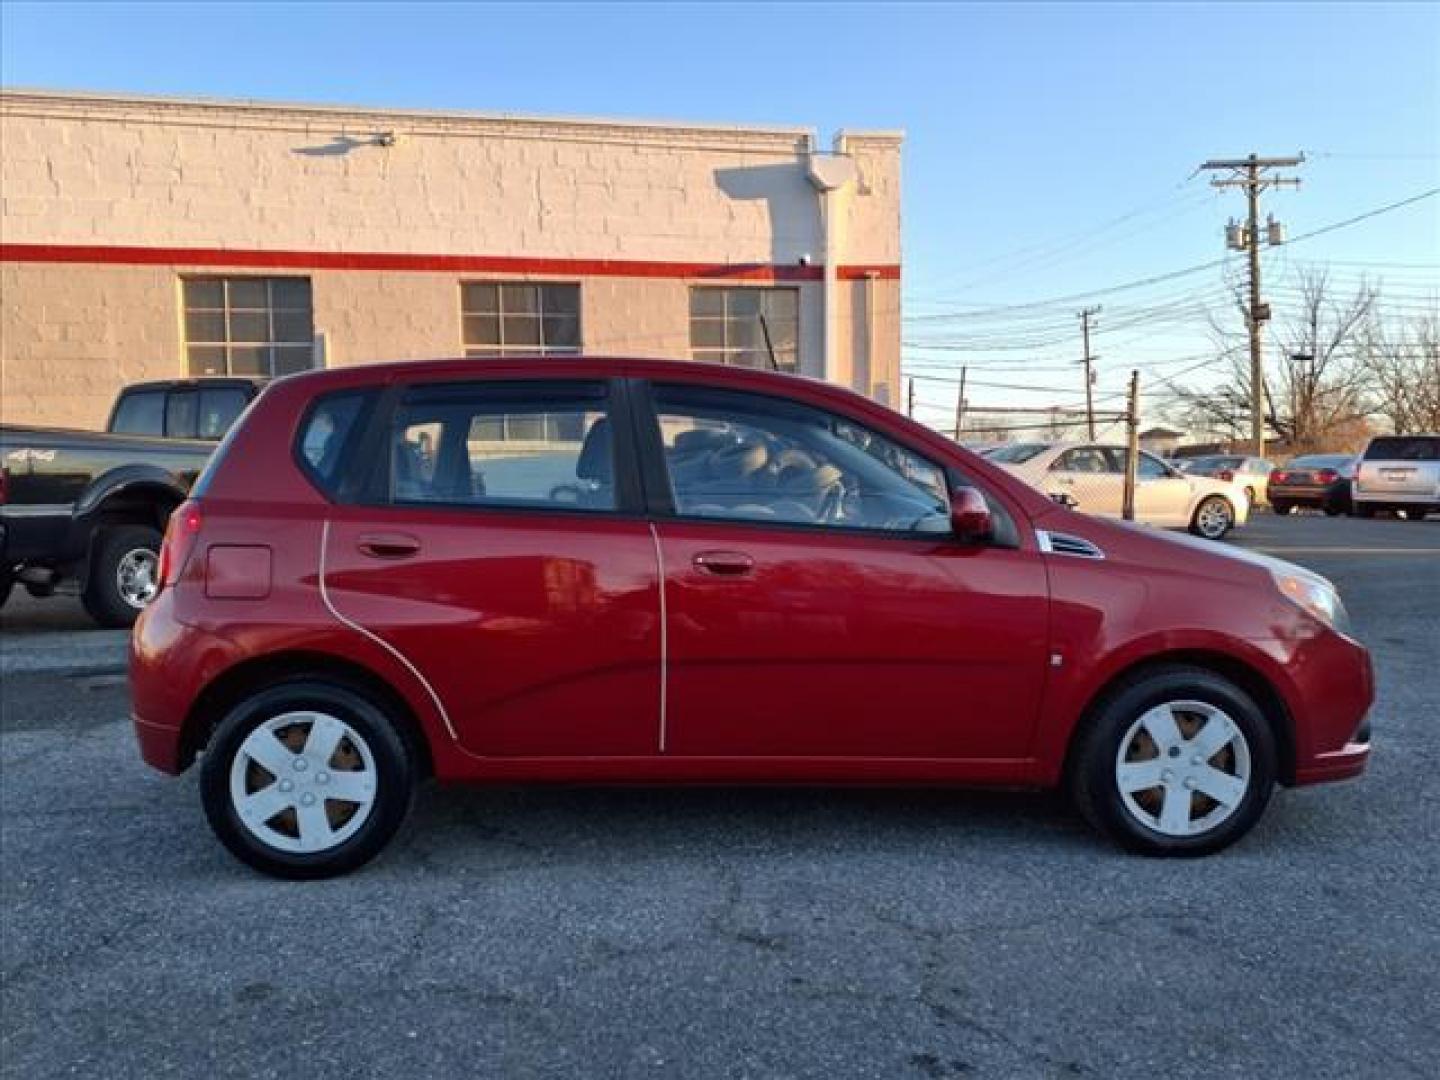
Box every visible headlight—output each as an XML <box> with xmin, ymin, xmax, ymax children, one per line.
<box><xmin>1271</xmin><ymin>569</ymin><xmax>1351</xmax><ymax>635</ymax></box>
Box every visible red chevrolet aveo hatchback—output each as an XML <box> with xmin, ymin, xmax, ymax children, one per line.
<box><xmin>132</xmin><ymin>358</ymin><xmax>1372</xmax><ymax>877</ymax></box>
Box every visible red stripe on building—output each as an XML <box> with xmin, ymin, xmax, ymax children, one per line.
<box><xmin>0</xmin><ymin>243</ymin><xmax>899</xmax><ymax>282</ymax></box>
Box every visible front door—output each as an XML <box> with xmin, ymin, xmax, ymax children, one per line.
<box><xmin>642</xmin><ymin>383</ymin><xmax>1050</xmax><ymax>762</ymax></box>
<box><xmin>320</xmin><ymin>378</ymin><xmax>662</xmax><ymax>758</ymax></box>
<box><xmin>1045</xmin><ymin>445</ymin><xmax>1125</xmax><ymax>517</ymax></box>
<box><xmin>1134</xmin><ymin>452</ymin><xmax>1193</xmax><ymax>526</ymax></box>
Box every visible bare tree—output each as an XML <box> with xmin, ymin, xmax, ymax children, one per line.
<box><xmin>1166</xmin><ymin>270</ymin><xmax>1376</xmax><ymax>452</ymax></box>
<box><xmin>1364</xmin><ymin>315</ymin><xmax>1440</xmax><ymax>433</ymax></box>
<box><xmin>1268</xmin><ymin>270</ymin><xmax>1376</xmax><ymax>451</ymax></box>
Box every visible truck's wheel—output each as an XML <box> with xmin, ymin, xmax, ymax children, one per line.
<box><xmin>82</xmin><ymin>524</ymin><xmax>162</xmax><ymax>627</ymax></box>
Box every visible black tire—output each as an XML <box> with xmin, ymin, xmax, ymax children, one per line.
<box><xmin>1323</xmin><ymin>503</ymin><xmax>1344</xmax><ymax>517</ymax></box>
<box><xmin>200</xmin><ymin>678</ymin><xmax>415</xmax><ymax>879</ymax></box>
<box><xmin>1070</xmin><ymin>665</ymin><xmax>1277</xmax><ymax>857</ymax></box>
<box><xmin>1355</xmin><ymin>504</ymin><xmax>1376</xmax><ymax>519</ymax></box>
<box><xmin>1400</xmin><ymin>508</ymin><xmax>1431</xmax><ymax>521</ymax></box>
<box><xmin>1188</xmin><ymin>495</ymin><xmax>1235</xmax><ymax>540</ymax></box>
<box><xmin>0</xmin><ymin>569</ymin><xmax>12</xmax><ymax>609</ymax></box>
<box><xmin>81</xmin><ymin>524</ymin><xmax>161</xmax><ymax>627</ymax></box>
<box><xmin>1271</xmin><ymin>502</ymin><xmax>1293</xmax><ymax>516</ymax></box>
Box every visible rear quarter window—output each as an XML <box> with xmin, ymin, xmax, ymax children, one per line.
<box><xmin>296</xmin><ymin>390</ymin><xmax>377</xmax><ymax>497</ymax></box>
<box><xmin>109</xmin><ymin>390</ymin><xmax>166</xmax><ymax>436</ymax></box>
<box><xmin>1364</xmin><ymin>436</ymin><xmax>1440</xmax><ymax>461</ymax></box>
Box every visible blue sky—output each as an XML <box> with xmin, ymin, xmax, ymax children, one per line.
<box><xmin>3</xmin><ymin>1</ymin><xmax>1437</xmax><ymax>418</ymax></box>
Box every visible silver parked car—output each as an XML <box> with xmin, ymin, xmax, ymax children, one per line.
<box><xmin>1352</xmin><ymin>435</ymin><xmax>1440</xmax><ymax>520</ymax></box>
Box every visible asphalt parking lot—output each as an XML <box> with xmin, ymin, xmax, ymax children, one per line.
<box><xmin>2</xmin><ymin>512</ymin><xmax>1437</xmax><ymax>1079</ymax></box>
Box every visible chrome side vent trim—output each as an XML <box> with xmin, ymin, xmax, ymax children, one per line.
<box><xmin>1036</xmin><ymin>530</ymin><xmax>1105</xmax><ymax>560</ymax></box>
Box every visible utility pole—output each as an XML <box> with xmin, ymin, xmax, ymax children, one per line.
<box><xmin>1123</xmin><ymin>369</ymin><xmax>1141</xmax><ymax>522</ymax></box>
<box><xmin>953</xmin><ymin>366</ymin><xmax>968</xmax><ymax>440</ymax></box>
<box><xmin>1077</xmin><ymin>306</ymin><xmax>1100</xmax><ymax>440</ymax></box>
<box><xmin>1199</xmin><ymin>153</ymin><xmax>1303</xmax><ymax>458</ymax></box>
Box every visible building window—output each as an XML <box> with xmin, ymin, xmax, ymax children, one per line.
<box><xmin>461</xmin><ymin>283</ymin><xmax>581</xmax><ymax>356</ymax></box>
<box><xmin>690</xmin><ymin>287</ymin><xmax>799</xmax><ymax>373</ymax></box>
<box><xmin>183</xmin><ymin>277</ymin><xmax>315</xmax><ymax>377</ymax></box>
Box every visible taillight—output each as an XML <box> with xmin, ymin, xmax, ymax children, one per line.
<box><xmin>1219</xmin><ymin>469</ymin><xmax>1235</xmax><ymax>482</ymax></box>
<box><xmin>1273</xmin><ymin>472</ymin><xmax>1290</xmax><ymax>484</ymax></box>
<box><xmin>157</xmin><ymin>500</ymin><xmax>203</xmax><ymax>589</ymax></box>
<box><xmin>1317</xmin><ymin>469</ymin><xmax>1338</xmax><ymax>483</ymax></box>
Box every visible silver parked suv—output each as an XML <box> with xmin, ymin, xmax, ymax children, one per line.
<box><xmin>1352</xmin><ymin>435</ymin><xmax>1440</xmax><ymax>520</ymax></box>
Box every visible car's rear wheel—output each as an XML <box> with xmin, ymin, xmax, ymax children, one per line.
<box><xmin>1271</xmin><ymin>501</ymin><xmax>1293</xmax><ymax>516</ymax></box>
<box><xmin>1400</xmin><ymin>507</ymin><xmax>1431</xmax><ymax>521</ymax></box>
<box><xmin>200</xmin><ymin>679</ymin><xmax>415</xmax><ymax>879</ymax></box>
<box><xmin>82</xmin><ymin>524</ymin><xmax>161</xmax><ymax>627</ymax></box>
<box><xmin>1070</xmin><ymin>666</ymin><xmax>1277</xmax><ymax>856</ymax></box>
<box><xmin>1189</xmin><ymin>495</ymin><xmax>1235</xmax><ymax>540</ymax></box>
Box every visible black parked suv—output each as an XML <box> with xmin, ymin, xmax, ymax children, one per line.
<box><xmin>1</xmin><ymin>377</ymin><xmax>265</xmax><ymax>625</ymax></box>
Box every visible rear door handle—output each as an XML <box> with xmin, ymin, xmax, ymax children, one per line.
<box><xmin>357</xmin><ymin>532</ymin><xmax>421</xmax><ymax>559</ymax></box>
<box><xmin>693</xmin><ymin>550</ymin><xmax>755</xmax><ymax>577</ymax></box>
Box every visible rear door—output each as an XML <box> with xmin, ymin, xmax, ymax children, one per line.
<box><xmin>1134</xmin><ymin>451</ymin><xmax>1192</xmax><ymax>525</ymax></box>
<box><xmin>320</xmin><ymin>377</ymin><xmax>662</xmax><ymax>758</ymax></box>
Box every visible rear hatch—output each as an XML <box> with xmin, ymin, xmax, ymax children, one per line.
<box><xmin>1356</xmin><ymin>436</ymin><xmax>1440</xmax><ymax>497</ymax></box>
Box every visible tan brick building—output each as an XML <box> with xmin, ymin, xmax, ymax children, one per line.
<box><xmin>0</xmin><ymin>90</ymin><xmax>902</xmax><ymax>429</ymax></box>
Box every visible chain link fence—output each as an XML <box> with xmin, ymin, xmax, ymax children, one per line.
<box><xmin>949</xmin><ymin>377</ymin><xmax>1144</xmax><ymax>520</ymax></box>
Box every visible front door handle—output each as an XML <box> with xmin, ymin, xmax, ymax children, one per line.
<box><xmin>357</xmin><ymin>532</ymin><xmax>421</xmax><ymax>559</ymax></box>
<box><xmin>693</xmin><ymin>550</ymin><xmax>755</xmax><ymax>577</ymax></box>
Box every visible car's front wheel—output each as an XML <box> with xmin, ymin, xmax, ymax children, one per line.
<box><xmin>1189</xmin><ymin>495</ymin><xmax>1235</xmax><ymax>539</ymax></box>
<box><xmin>200</xmin><ymin>679</ymin><xmax>415</xmax><ymax>879</ymax></box>
<box><xmin>1071</xmin><ymin>667</ymin><xmax>1277</xmax><ymax>856</ymax></box>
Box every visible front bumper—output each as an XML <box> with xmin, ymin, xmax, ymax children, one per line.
<box><xmin>1294</xmin><ymin>737</ymin><xmax>1370</xmax><ymax>784</ymax></box>
<box><xmin>1287</xmin><ymin>639</ymin><xmax>1373</xmax><ymax>787</ymax></box>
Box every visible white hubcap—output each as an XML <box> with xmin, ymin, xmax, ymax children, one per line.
<box><xmin>116</xmin><ymin>548</ymin><xmax>159</xmax><ymax>608</ymax></box>
<box><xmin>1196</xmin><ymin>500</ymin><xmax>1232</xmax><ymax>538</ymax></box>
<box><xmin>229</xmin><ymin>711</ymin><xmax>378</xmax><ymax>854</ymax></box>
<box><xmin>1115</xmin><ymin>700</ymin><xmax>1251</xmax><ymax>837</ymax></box>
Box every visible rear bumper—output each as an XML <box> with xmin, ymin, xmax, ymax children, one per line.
<box><xmin>129</xmin><ymin>590</ymin><xmax>240</xmax><ymax>774</ymax></box>
<box><xmin>132</xmin><ymin>712</ymin><xmax>184</xmax><ymax>774</ymax></box>
<box><xmin>1351</xmin><ymin>489</ymin><xmax>1439</xmax><ymax>506</ymax></box>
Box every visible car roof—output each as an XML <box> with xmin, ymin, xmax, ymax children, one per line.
<box><xmin>120</xmin><ymin>376</ymin><xmax>270</xmax><ymax>392</ymax></box>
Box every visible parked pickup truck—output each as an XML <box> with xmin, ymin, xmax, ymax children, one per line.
<box><xmin>1</xmin><ymin>377</ymin><xmax>265</xmax><ymax>626</ymax></box>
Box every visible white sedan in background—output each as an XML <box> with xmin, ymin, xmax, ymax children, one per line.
<box><xmin>986</xmin><ymin>441</ymin><xmax>1250</xmax><ymax>539</ymax></box>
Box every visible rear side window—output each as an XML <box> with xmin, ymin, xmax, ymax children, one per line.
<box><xmin>198</xmin><ymin>387</ymin><xmax>251</xmax><ymax>439</ymax></box>
<box><xmin>1364</xmin><ymin>436</ymin><xmax>1440</xmax><ymax>461</ymax></box>
<box><xmin>385</xmin><ymin>381</ymin><xmax>617</xmax><ymax>512</ymax></box>
<box><xmin>109</xmin><ymin>390</ymin><xmax>166</xmax><ymax>436</ymax></box>
<box><xmin>297</xmin><ymin>391</ymin><xmax>375</xmax><ymax>497</ymax></box>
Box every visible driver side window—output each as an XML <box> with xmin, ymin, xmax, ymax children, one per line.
<box><xmin>651</xmin><ymin>385</ymin><xmax>950</xmax><ymax>534</ymax></box>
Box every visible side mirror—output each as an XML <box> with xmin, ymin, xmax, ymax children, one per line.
<box><xmin>949</xmin><ymin>486</ymin><xmax>992</xmax><ymax>542</ymax></box>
